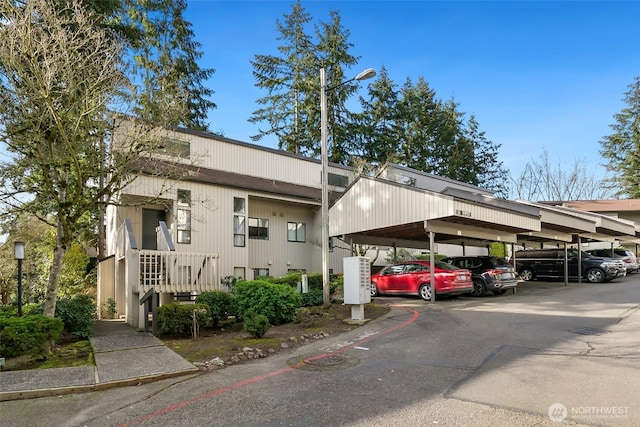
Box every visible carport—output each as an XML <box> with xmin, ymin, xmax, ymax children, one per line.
<box><xmin>551</xmin><ymin>206</ymin><xmax>639</xmax><ymax>281</ymax></box>
<box><xmin>515</xmin><ymin>201</ymin><xmax>598</xmax><ymax>285</ymax></box>
<box><xmin>329</xmin><ymin>176</ymin><xmax>542</xmax><ymax>301</ymax></box>
<box><xmin>513</xmin><ymin>201</ymin><xmax>638</xmax><ymax>284</ymax></box>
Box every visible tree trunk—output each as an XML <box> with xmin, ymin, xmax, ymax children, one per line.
<box><xmin>43</xmin><ymin>223</ymin><xmax>67</xmax><ymax>318</ymax></box>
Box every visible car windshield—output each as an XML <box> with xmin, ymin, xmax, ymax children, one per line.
<box><xmin>568</xmin><ymin>249</ymin><xmax>593</xmax><ymax>259</ymax></box>
<box><xmin>435</xmin><ymin>260</ymin><xmax>459</xmax><ymax>270</ymax></box>
<box><xmin>490</xmin><ymin>258</ymin><xmax>511</xmax><ymax>267</ymax></box>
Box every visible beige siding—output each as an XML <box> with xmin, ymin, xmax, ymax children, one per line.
<box><xmin>247</xmin><ymin>198</ymin><xmax>319</xmax><ymax>278</ymax></box>
<box><xmin>171</xmin><ymin>130</ymin><xmax>354</xmax><ymax>190</ymax></box>
<box><xmin>453</xmin><ymin>200</ymin><xmax>540</xmax><ymax>231</ymax></box>
<box><xmin>539</xmin><ymin>209</ymin><xmax>596</xmax><ymax>233</ymax></box>
<box><xmin>331</xmin><ymin>178</ymin><xmax>454</xmax><ymax>236</ymax></box>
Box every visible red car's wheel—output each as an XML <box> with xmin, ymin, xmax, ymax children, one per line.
<box><xmin>419</xmin><ymin>283</ymin><xmax>433</xmax><ymax>301</ymax></box>
<box><xmin>370</xmin><ymin>283</ymin><xmax>379</xmax><ymax>297</ymax></box>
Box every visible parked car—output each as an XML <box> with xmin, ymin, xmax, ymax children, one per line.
<box><xmin>370</xmin><ymin>260</ymin><xmax>473</xmax><ymax>301</ymax></box>
<box><xmin>585</xmin><ymin>249</ymin><xmax>638</xmax><ymax>274</ymax></box>
<box><xmin>513</xmin><ymin>248</ymin><xmax>625</xmax><ymax>283</ymax></box>
<box><xmin>441</xmin><ymin>256</ymin><xmax>518</xmax><ymax>297</ymax></box>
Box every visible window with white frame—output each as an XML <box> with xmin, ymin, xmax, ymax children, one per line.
<box><xmin>233</xmin><ymin>215</ymin><xmax>245</xmax><ymax>247</ymax></box>
<box><xmin>248</xmin><ymin>217</ymin><xmax>269</xmax><ymax>240</ymax></box>
<box><xmin>287</xmin><ymin>222</ymin><xmax>306</xmax><ymax>242</ymax></box>
<box><xmin>177</xmin><ymin>189</ymin><xmax>191</xmax><ymax>244</ymax></box>
<box><xmin>233</xmin><ymin>197</ymin><xmax>246</xmax><ymax>247</ymax></box>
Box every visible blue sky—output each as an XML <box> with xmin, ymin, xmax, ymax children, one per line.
<box><xmin>185</xmin><ymin>1</ymin><xmax>640</xmax><ymax>183</ymax></box>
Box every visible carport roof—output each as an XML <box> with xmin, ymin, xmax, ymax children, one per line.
<box><xmin>330</xmin><ymin>176</ymin><xmax>541</xmax><ymax>248</ymax></box>
<box><xmin>515</xmin><ymin>200</ymin><xmax>598</xmax><ymax>243</ymax></box>
<box><xmin>542</xmin><ymin>205</ymin><xmax>638</xmax><ymax>242</ymax></box>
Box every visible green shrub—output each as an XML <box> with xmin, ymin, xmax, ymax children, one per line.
<box><xmin>101</xmin><ymin>297</ymin><xmax>118</xmax><ymax>319</ymax></box>
<box><xmin>243</xmin><ymin>311</ymin><xmax>270</xmax><ymax>338</ymax></box>
<box><xmin>268</xmin><ymin>271</ymin><xmax>304</xmax><ymax>288</ymax></box>
<box><xmin>306</xmin><ymin>272</ymin><xmax>323</xmax><ymax>291</ymax></box>
<box><xmin>0</xmin><ymin>315</ymin><xmax>63</xmax><ymax>357</ymax></box>
<box><xmin>300</xmin><ymin>289</ymin><xmax>324</xmax><ymax>307</ymax></box>
<box><xmin>194</xmin><ymin>291</ymin><xmax>237</xmax><ymax>326</ymax></box>
<box><xmin>233</xmin><ymin>280</ymin><xmax>302</xmax><ymax>325</ymax></box>
<box><xmin>157</xmin><ymin>303</ymin><xmax>211</xmax><ymax>337</ymax></box>
<box><xmin>55</xmin><ymin>294</ymin><xmax>96</xmax><ymax>339</ymax></box>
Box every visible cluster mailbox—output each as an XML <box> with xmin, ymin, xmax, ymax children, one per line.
<box><xmin>343</xmin><ymin>257</ymin><xmax>371</xmax><ymax>320</ymax></box>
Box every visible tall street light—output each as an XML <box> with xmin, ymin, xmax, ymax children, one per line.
<box><xmin>14</xmin><ymin>241</ymin><xmax>25</xmax><ymax>316</ymax></box>
<box><xmin>321</xmin><ymin>67</ymin><xmax>376</xmax><ymax>306</ymax></box>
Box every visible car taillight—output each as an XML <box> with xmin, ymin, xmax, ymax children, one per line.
<box><xmin>486</xmin><ymin>269</ymin><xmax>502</xmax><ymax>277</ymax></box>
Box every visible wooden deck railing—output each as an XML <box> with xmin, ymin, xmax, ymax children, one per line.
<box><xmin>138</xmin><ymin>250</ymin><xmax>220</xmax><ymax>294</ymax></box>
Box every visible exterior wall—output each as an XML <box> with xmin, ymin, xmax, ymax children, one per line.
<box><xmin>168</xmin><ymin>128</ymin><xmax>355</xmax><ymax>190</ymax></box>
<box><xmin>246</xmin><ymin>198</ymin><xmax>320</xmax><ymax>278</ymax></box>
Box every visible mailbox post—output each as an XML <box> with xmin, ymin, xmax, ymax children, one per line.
<box><xmin>343</xmin><ymin>257</ymin><xmax>371</xmax><ymax>320</ymax></box>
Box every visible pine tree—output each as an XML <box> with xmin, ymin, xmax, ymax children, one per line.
<box><xmin>249</xmin><ymin>1</ymin><xmax>317</xmax><ymax>155</ymax></box>
<box><xmin>600</xmin><ymin>76</ymin><xmax>640</xmax><ymax>198</ymax></box>
<box><xmin>315</xmin><ymin>9</ymin><xmax>360</xmax><ymax>163</ymax></box>
<box><xmin>395</xmin><ymin>77</ymin><xmax>441</xmax><ymax>172</ymax></box>
<box><xmin>249</xmin><ymin>2</ymin><xmax>360</xmax><ymax>159</ymax></box>
<box><xmin>355</xmin><ymin>66</ymin><xmax>400</xmax><ymax>167</ymax></box>
<box><xmin>465</xmin><ymin>114</ymin><xmax>509</xmax><ymax>197</ymax></box>
<box><xmin>124</xmin><ymin>0</ymin><xmax>216</xmax><ymax>130</ymax></box>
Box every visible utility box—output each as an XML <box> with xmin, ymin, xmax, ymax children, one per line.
<box><xmin>343</xmin><ymin>256</ymin><xmax>371</xmax><ymax>305</ymax></box>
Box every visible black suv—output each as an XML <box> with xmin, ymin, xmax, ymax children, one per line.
<box><xmin>513</xmin><ymin>248</ymin><xmax>624</xmax><ymax>283</ymax></box>
<box><xmin>441</xmin><ymin>256</ymin><xmax>518</xmax><ymax>297</ymax></box>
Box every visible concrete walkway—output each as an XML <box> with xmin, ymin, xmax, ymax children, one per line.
<box><xmin>0</xmin><ymin>320</ymin><xmax>198</xmax><ymax>401</ymax></box>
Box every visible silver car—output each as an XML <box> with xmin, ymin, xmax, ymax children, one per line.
<box><xmin>586</xmin><ymin>249</ymin><xmax>639</xmax><ymax>274</ymax></box>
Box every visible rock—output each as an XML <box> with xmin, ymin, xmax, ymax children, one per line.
<box><xmin>209</xmin><ymin>357</ymin><xmax>225</xmax><ymax>366</ymax></box>
<box><xmin>281</xmin><ymin>342</ymin><xmax>289</xmax><ymax>348</ymax></box>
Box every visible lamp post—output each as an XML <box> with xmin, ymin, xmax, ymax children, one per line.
<box><xmin>321</xmin><ymin>67</ymin><xmax>376</xmax><ymax>306</ymax></box>
<box><xmin>14</xmin><ymin>241</ymin><xmax>25</xmax><ymax>316</ymax></box>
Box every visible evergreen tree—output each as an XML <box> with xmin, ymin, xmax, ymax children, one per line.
<box><xmin>427</xmin><ymin>98</ymin><xmax>465</xmax><ymax>180</ymax></box>
<box><xmin>315</xmin><ymin>9</ymin><xmax>360</xmax><ymax>163</ymax></box>
<box><xmin>123</xmin><ymin>0</ymin><xmax>216</xmax><ymax>130</ymax></box>
<box><xmin>249</xmin><ymin>1</ymin><xmax>317</xmax><ymax>155</ymax></box>
<box><xmin>250</xmin><ymin>2</ymin><xmax>360</xmax><ymax>159</ymax></box>
<box><xmin>395</xmin><ymin>77</ymin><xmax>441</xmax><ymax>171</ymax></box>
<box><xmin>465</xmin><ymin>114</ymin><xmax>509</xmax><ymax>197</ymax></box>
<box><xmin>354</xmin><ymin>66</ymin><xmax>400</xmax><ymax>167</ymax></box>
<box><xmin>600</xmin><ymin>76</ymin><xmax>640</xmax><ymax>198</ymax></box>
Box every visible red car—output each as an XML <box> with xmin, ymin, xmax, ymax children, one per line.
<box><xmin>370</xmin><ymin>260</ymin><xmax>473</xmax><ymax>301</ymax></box>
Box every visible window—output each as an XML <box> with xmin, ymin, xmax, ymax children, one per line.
<box><xmin>233</xmin><ymin>197</ymin><xmax>246</xmax><ymax>247</ymax></box>
<box><xmin>177</xmin><ymin>189</ymin><xmax>191</xmax><ymax>244</ymax></box>
<box><xmin>287</xmin><ymin>222</ymin><xmax>306</xmax><ymax>242</ymax></box>
<box><xmin>156</xmin><ymin>138</ymin><xmax>190</xmax><ymax>158</ymax></box>
<box><xmin>249</xmin><ymin>217</ymin><xmax>269</xmax><ymax>240</ymax></box>
<box><xmin>234</xmin><ymin>197</ymin><xmax>245</xmax><ymax>214</ymax></box>
<box><xmin>233</xmin><ymin>267</ymin><xmax>246</xmax><ymax>281</ymax></box>
<box><xmin>253</xmin><ymin>268</ymin><xmax>269</xmax><ymax>279</ymax></box>
<box><xmin>233</xmin><ymin>215</ymin><xmax>245</xmax><ymax>247</ymax></box>
<box><xmin>328</xmin><ymin>173</ymin><xmax>349</xmax><ymax>187</ymax></box>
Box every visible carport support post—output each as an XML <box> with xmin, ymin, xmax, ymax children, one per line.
<box><xmin>563</xmin><ymin>243</ymin><xmax>569</xmax><ymax>286</ymax></box>
<box><xmin>577</xmin><ymin>235</ymin><xmax>582</xmax><ymax>283</ymax></box>
<box><xmin>430</xmin><ymin>231</ymin><xmax>436</xmax><ymax>303</ymax></box>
